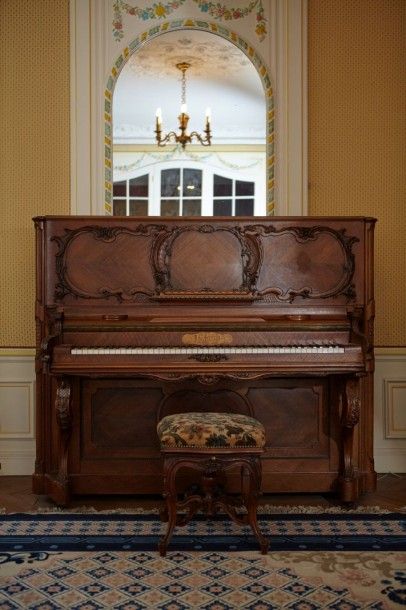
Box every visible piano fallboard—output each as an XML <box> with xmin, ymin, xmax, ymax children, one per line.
<box><xmin>51</xmin><ymin>343</ymin><xmax>363</xmax><ymax>375</ymax></box>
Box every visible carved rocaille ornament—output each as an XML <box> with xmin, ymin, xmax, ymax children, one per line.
<box><xmin>55</xmin><ymin>380</ymin><xmax>72</xmax><ymax>431</ymax></box>
<box><xmin>51</xmin><ymin>223</ymin><xmax>359</xmax><ymax>304</ymax></box>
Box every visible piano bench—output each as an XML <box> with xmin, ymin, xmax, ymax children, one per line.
<box><xmin>156</xmin><ymin>412</ymin><xmax>269</xmax><ymax>556</ymax></box>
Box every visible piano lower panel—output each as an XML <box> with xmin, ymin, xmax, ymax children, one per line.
<box><xmin>48</xmin><ymin>375</ymin><xmax>348</xmax><ymax>497</ymax></box>
<box><xmin>66</xmin><ymin>472</ymin><xmax>341</xmax><ymax>496</ymax></box>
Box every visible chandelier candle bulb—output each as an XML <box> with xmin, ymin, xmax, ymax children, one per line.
<box><xmin>205</xmin><ymin>107</ymin><xmax>211</xmax><ymax>124</ymax></box>
<box><xmin>155</xmin><ymin>107</ymin><xmax>162</xmax><ymax>126</ymax></box>
<box><xmin>181</xmin><ymin>103</ymin><xmax>188</xmax><ymax>114</ymax></box>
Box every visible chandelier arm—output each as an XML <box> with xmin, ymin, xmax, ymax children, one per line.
<box><xmin>189</xmin><ymin>131</ymin><xmax>212</xmax><ymax>146</ymax></box>
<box><xmin>155</xmin><ymin>130</ymin><xmax>180</xmax><ymax>147</ymax></box>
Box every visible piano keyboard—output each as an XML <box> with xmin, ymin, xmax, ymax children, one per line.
<box><xmin>70</xmin><ymin>346</ymin><xmax>345</xmax><ymax>355</ymax></box>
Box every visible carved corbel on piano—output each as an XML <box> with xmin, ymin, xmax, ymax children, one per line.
<box><xmin>338</xmin><ymin>377</ymin><xmax>361</xmax><ymax>503</ymax></box>
<box><xmin>348</xmin><ymin>303</ymin><xmax>375</xmax><ymax>373</ymax></box>
<box><xmin>39</xmin><ymin>306</ymin><xmax>63</xmax><ymax>374</ymax></box>
<box><xmin>54</xmin><ymin>378</ymin><xmax>73</xmax><ymax>506</ymax></box>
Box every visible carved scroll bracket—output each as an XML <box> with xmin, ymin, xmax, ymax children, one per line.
<box><xmin>338</xmin><ymin>377</ymin><xmax>361</xmax><ymax>503</ymax></box>
<box><xmin>55</xmin><ymin>378</ymin><xmax>72</xmax><ymax>504</ymax></box>
<box><xmin>248</xmin><ymin>224</ymin><xmax>359</xmax><ymax>303</ymax></box>
<box><xmin>40</xmin><ymin>306</ymin><xmax>63</xmax><ymax>373</ymax></box>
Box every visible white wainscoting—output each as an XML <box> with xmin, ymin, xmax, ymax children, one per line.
<box><xmin>0</xmin><ymin>352</ymin><xmax>36</xmax><ymax>475</ymax></box>
<box><xmin>374</xmin><ymin>348</ymin><xmax>406</xmax><ymax>473</ymax></box>
<box><xmin>0</xmin><ymin>349</ymin><xmax>405</xmax><ymax>475</ymax></box>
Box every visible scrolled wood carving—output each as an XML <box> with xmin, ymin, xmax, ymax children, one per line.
<box><xmin>52</xmin><ymin>224</ymin><xmax>167</xmax><ymax>302</ymax></box>
<box><xmin>55</xmin><ymin>379</ymin><xmax>72</xmax><ymax>432</ymax></box>
<box><xmin>245</xmin><ymin>224</ymin><xmax>359</xmax><ymax>303</ymax></box>
<box><xmin>142</xmin><ymin>372</ymin><xmax>271</xmax><ymax>384</ymax></box>
<box><xmin>40</xmin><ymin>307</ymin><xmax>63</xmax><ymax>372</ymax></box>
<box><xmin>151</xmin><ymin>224</ymin><xmax>262</xmax><ymax>300</ymax></box>
<box><xmin>342</xmin><ymin>378</ymin><xmax>360</xmax><ymax>429</ymax></box>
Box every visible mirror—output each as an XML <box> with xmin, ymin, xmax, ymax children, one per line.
<box><xmin>112</xmin><ymin>29</ymin><xmax>266</xmax><ymax>217</ymax></box>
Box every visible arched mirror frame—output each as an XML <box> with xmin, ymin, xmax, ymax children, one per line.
<box><xmin>70</xmin><ymin>0</ymin><xmax>307</xmax><ymax>216</ymax></box>
<box><xmin>105</xmin><ymin>20</ymin><xmax>274</xmax><ymax>216</ymax></box>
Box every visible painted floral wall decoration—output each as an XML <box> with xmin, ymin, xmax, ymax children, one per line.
<box><xmin>113</xmin><ymin>0</ymin><xmax>267</xmax><ymax>41</ymax></box>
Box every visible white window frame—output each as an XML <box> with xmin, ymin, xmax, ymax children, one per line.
<box><xmin>113</xmin><ymin>160</ymin><xmax>265</xmax><ymax>216</ymax></box>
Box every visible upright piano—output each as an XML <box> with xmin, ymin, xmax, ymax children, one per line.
<box><xmin>33</xmin><ymin>216</ymin><xmax>377</xmax><ymax>505</ymax></box>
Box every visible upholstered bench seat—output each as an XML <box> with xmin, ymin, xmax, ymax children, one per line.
<box><xmin>157</xmin><ymin>411</ymin><xmax>269</xmax><ymax>556</ymax></box>
<box><xmin>157</xmin><ymin>412</ymin><xmax>266</xmax><ymax>449</ymax></box>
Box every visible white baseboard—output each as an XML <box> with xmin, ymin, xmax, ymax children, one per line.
<box><xmin>374</xmin><ymin>448</ymin><xmax>406</xmax><ymax>473</ymax></box>
<box><xmin>0</xmin><ymin>448</ymin><xmax>35</xmax><ymax>475</ymax></box>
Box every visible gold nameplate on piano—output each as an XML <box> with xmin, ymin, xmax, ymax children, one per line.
<box><xmin>182</xmin><ymin>332</ymin><xmax>233</xmax><ymax>346</ymax></box>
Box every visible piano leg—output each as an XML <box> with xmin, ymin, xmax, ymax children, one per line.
<box><xmin>54</xmin><ymin>378</ymin><xmax>72</xmax><ymax>506</ymax></box>
<box><xmin>338</xmin><ymin>377</ymin><xmax>361</xmax><ymax>503</ymax></box>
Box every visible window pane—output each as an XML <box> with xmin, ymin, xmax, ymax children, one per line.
<box><xmin>183</xmin><ymin>199</ymin><xmax>202</xmax><ymax>216</ymax></box>
<box><xmin>213</xmin><ymin>199</ymin><xmax>232</xmax><ymax>216</ymax></box>
<box><xmin>236</xmin><ymin>180</ymin><xmax>254</xmax><ymax>196</ymax></box>
<box><xmin>213</xmin><ymin>174</ymin><xmax>232</xmax><ymax>197</ymax></box>
<box><xmin>129</xmin><ymin>200</ymin><xmax>148</xmax><ymax>216</ymax></box>
<box><xmin>129</xmin><ymin>174</ymin><xmax>148</xmax><ymax>197</ymax></box>
<box><xmin>113</xmin><ymin>181</ymin><xmax>126</xmax><ymax>197</ymax></box>
<box><xmin>236</xmin><ymin>199</ymin><xmax>254</xmax><ymax>216</ymax></box>
<box><xmin>161</xmin><ymin>199</ymin><xmax>180</xmax><ymax>216</ymax></box>
<box><xmin>183</xmin><ymin>169</ymin><xmax>202</xmax><ymax>197</ymax></box>
<box><xmin>161</xmin><ymin>169</ymin><xmax>180</xmax><ymax>197</ymax></box>
<box><xmin>113</xmin><ymin>199</ymin><xmax>126</xmax><ymax>216</ymax></box>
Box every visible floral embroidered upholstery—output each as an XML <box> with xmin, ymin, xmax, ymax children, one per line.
<box><xmin>157</xmin><ymin>412</ymin><xmax>265</xmax><ymax>449</ymax></box>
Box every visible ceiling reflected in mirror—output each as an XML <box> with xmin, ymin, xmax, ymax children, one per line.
<box><xmin>113</xmin><ymin>30</ymin><xmax>265</xmax><ymax>145</ymax></box>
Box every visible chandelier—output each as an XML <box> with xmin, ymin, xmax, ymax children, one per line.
<box><xmin>155</xmin><ymin>62</ymin><xmax>211</xmax><ymax>150</ymax></box>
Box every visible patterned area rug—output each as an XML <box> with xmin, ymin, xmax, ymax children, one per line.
<box><xmin>0</xmin><ymin>513</ymin><xmax>405</xmax><ymax>609</ymax></box>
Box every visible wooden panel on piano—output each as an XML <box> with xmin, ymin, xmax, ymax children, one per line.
<box><xmin>67</xmin><ymin>377</ymin><xmax>336</xmax><ymax>496</ymax></box>
<box><xmin>33</xmin><ymin>216</ymin><xmax>376</xmax><ymax>505</ymax></box>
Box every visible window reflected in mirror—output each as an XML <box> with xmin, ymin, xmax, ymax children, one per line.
<box><xmin>113</xmin><ymin>168</ymin><xmax>256</xmax><ymax>217</ymax></box>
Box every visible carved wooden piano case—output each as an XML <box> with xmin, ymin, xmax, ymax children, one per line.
<box><xmin>33</xmin><ymin>216</ymin><xmax>377</xmax><ymax>505</ymax></box>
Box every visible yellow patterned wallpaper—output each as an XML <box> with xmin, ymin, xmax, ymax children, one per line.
<box><xmin>1</xmin><ymin>1</ymin><xmax>404</xmax><ymax>347</ymax></box>
<box><xmin>0</xmin><ymin>0</ymin><xmax>70</xmax><ymax>347</ymax></box>
<box><xmin>308</xmin><ymin>0</ymin><xmax>406</xmax><ymax>346</ymax></box>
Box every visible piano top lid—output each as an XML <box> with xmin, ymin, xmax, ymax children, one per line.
<box><xmin>33</xmin><ymin>215</ymin><xmax>378</xmax><ymax>222</ymax></box>
<box><xmin>49</xmin><ymin>304</ymin><xmax>357</xmax><ymax>321</ymax></box>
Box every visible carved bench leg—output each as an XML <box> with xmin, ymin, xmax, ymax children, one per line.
<box><xmin>158</xmin><ymin>497</ymin><xmax>177</xmax><ymax>557</ymax></box>
<box><xmin>158</xmin><ymin>457</ymin><xmax>190</xmax><ymax>557</ymax></box>
<box><xmin>159</xmin><ymin>458</ymin><xmax>181</xmax><ymax>557</ymax></box>
<box><xmin>158</xmin><ymin>453</ymin><xmax>269</xmax><ymax>555</ymax></box>
<box><xmin>243</xmin><ymin>459</ymin><xmax>269</xmax><ymax>554</ymax></box>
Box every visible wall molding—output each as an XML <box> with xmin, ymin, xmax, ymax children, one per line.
<box><xmin>0</xmin><ymin>381</ymin><xmax>35</xmax><ymax>439</ymax></box>
<box><xmin>374</xmin><ymin>350</ymin><xmax>406</xmax><ymax>473</ymax></box>
<box><xmin>383</xmin><ymin>378</ymin><xmax>406</xmax><ymax>439</ymax></box>
<box><xmin>0</xmin><ymin>354</ymin><xmax>36</xmax><ymax>476</ymax></box>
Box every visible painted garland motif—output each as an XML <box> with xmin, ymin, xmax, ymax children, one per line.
<box><xmin>113</xmin><ymin>0</ymin><xmax>267</xmax><ymax>41</ymax></box>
